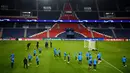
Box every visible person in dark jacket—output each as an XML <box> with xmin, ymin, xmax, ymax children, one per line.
<box><xmin>23</xmin><ymin>57</ymin><xmax>28</xmax><ymax>69</ymax></box>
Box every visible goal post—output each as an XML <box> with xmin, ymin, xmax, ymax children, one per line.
<box><xmin>84</xmin><ymin>40</ymin><xmax>96</xmax><ymax>51</ymax></box>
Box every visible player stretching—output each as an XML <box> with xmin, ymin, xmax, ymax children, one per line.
<box><xmin>64</xmin><ymin>52</ymin><xmax>67</xmax><ymax>61</ymax></box>
<box><xmin>88</xmin><ymin>59</ymin><xmax>92</xmax><ymax>70</ymax></box>
<box><xmin>97</xmin><ymin>52</ymin><xmax>101</xmax><ymax>64</ymax></box>
<box><xmin>78</xmin><ymin>53</ymin><xmax>82</xmax><ymax>64</ymax></box>
<box><xmin>122</xmin><ymin>56</ymin><xmax>127</xmax><ymax>67</ymax></box>
<box><xmin>93</xmin><ymin>59</ymin><xmax>97</xmax><ymax>71</ymax></box>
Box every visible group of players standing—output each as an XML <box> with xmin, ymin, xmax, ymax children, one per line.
<box><xmin>10</xmin><ymin>41</ymin><xmax>52</xmax><ymax>69</ymax></box>
<box><xmin>53</xmin><ymin>49</ymin><xmax>101</xmax><ymax>71</ymax></box>
<box><xmin>10</xmin><ymin>41</ymin><xmax>127</xmax><ymax>70</ymax></box>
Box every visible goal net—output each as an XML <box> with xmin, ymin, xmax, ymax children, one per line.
<box><xmin>84</xmin><ymin>40</ymin><xmax>96</xmax><ymax>51</ymax></box>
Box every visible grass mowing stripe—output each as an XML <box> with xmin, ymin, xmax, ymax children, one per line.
<box><xmin>102</xmin><ymin>59</ymin><xmax>123</xmax><ymax>73</ymax></box>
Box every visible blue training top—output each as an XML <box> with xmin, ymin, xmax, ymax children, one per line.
<box><xmin>122</xmin><ymin>57</ymin><xmax>126</xmax><ymax>62</ymax></box>
<box><xmin>78</xmin><ymin>55</ymin><xmax>82</xmax><ymax>61</ymax></box>
<box><xmin>93</xmin><ymin>59</ymin><xmax>97</xmax><ymax>65</ymax></box>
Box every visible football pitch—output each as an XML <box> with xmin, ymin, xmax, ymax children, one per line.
<box><xmin>0</xmin><ymin>40</ymin><xmax>130</xmax><ymax>73</ymax></box>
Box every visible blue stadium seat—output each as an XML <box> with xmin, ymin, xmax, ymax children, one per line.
<box><xmin>27</xmin><ymin>29</ymin><xmax>47</xmax><ymax>37</ymax></box>
<box><xmin>2</xmin><ymin>28</ymin><xmax>24</xmax><ymax>38</ymax></box>
<box><xmin>92</xmin><ymin>29</ymin><xmax>114</xmax><ymax>37</ymax></box>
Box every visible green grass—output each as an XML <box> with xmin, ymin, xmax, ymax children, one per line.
<box><xmin>0</xmin><ymin>40</ymin><xmax>130</xmax><ymax>73</ymax></box>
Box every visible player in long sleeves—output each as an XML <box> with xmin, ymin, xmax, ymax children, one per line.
<box><xmin>89</xmin><ymin>54</ymin><xmax>92</xmax><ymax>59</ymax></box>
<box><xmin>64</xmin><ymin>52</ymin><xmax>67</xmax><ymax>61</ymax></box>
<box><xmin>86</xmin><ymin>51</ymin><xmax>90</xmax><ymax>60</ymax></box>
<box><xmin>93</xmin><ymin>59</ymin><xmax>97</xmax><ymax>71</ymax></box>
<box><xmin>67</xmin><ymin>53</ymin><xmax>70</xmax><ymax>63</ymax></box>
<box><xmin>78</xmin><ymin>53</ymin><xmax>82</xmax><ymax>64</ymax></box>
<box><xmin>74</xmin><ymin>53</ymin><xmax>77</xmax><ymax>60</ymax></box>
<box><xmin>122</xmin><ymin>56</ymin><xmax>127</xmax><ymax>67</ymax></box>
<box><xmin>11</xmin><ymin>57</ymin><xmax>14</xmax><ymax>68</ymax></box>
<box><xmin>54</xmin><ymin>48</ymin><xmax>57</xmax><ymax>57</ymax></box>
<box><xmin>58</xmin><ymin>48</ymin><xmax>61</xmax><ymax>57</ymax></box>
<box><xmin>28</xmin><ymin>54</ymin><xmax>32</xmax><ymax>65</ymax></box>
<box><xmin>36</xmin><ymin>55</ymin><xmax>39</xmax><ymax>67</ymax></box>
<box><xmin>33</xmin><ymin>49</ymin><xmax>36</xmax><ymax>56</ymax></box>
<box><xmin>10</xmin><ymin>53</ymin><xmax>15</xmax><ymax>68</ymax></box>
<box><xmin>38</xmin><ymin>48</ymin><xmax>42</xmax><ymax>55</ymax></box>
<box><xmin>88</xmin><ymin>59</ymin><xmax>92</xmax><ymax>70</ymax></box>
<box><xmin>97</xmin><ymin>52</ymin><xmax>101</xmax><ymax>64</ymax></box>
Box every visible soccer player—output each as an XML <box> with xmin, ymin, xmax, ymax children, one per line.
<box><xmin>36</xmin><ymin>42</ymin><xmax>39</xmax><ymax>49</ymax></box>
<box><xmin>27</xmin><ymin>43</ymin><xmax>31</xmax><ymax>50</ymax></box>
<box><xmin>23</xmin><ymin>57</ymin><xmax>28</xmax><ymax>69</ymax></box>
<box><xmin>45</xmin><ymin>41</ymin><xmax>48</xmax><ymax>48</ymax></box>
<box><xmin>79</xmin><ymin>52</ymin><xmax>82</xmax><ymax>55</ymax></box>
<box><xmin>74</xmin><ymin>53</ymin><xmax>77</xmax><ymax>60</ymax></box>
<box><xmin>64</xmin><ymin>52</ymin><xmax>67</xmax><ymax>61</ymax></box>
<box><xmin>88</xmin><ymin>59</ymin><xmax>92</xmax><ymax>70</ymax></box>
<box><xmin>34</xmin><ymin>49</ymin><xmax>36</xmax><ymax>56</ymax></box>
<box><xmin>67</xmin><ymin>53</ymin><xmax>70</xmax><ymax>63</ymax></box>
<box><xmin>36</xmin><ymin>55</ymin><xmax>39</xmax><ymax>67</ymax></box>
<box><xmin>28</xmin><ymin>54</ymin><xmax>32</xmax><ymax>65</ymax></box>
<box><xmin>50</xmin><ymin>41</ymin><xmax>52</xmax><ymax>48</ymax></box>
<box><xmin>93</xmin><ymin>59</ymin><xmax>97</xmax><ymax>71</ymax></box>
<box><xmin>78</xmin><ymin>53</ymin><xmax>82</xmax><ymax>64</ymax></box>
<box><xmin>86</xmin><ymin>51</ymin><xmax>90</xmax><ymax>60</ymax></box>
<box><xmin>122</xmin><ymin>56</ymin><xmax>127</xmax><ymax>67</ymax></box>
<box><xmin>58</xmin><ymin>48</ymin><xmax>61</xmax><ymax>57</ymax></box>
<box><xmin>38</xmin><ymin>48</ymin><xmax>42</xmax><ymax>54</ymax></box>
<box><xmin>11</xmin><ymin>57</ymin><xmax>14</xmax><ymax>68</ymax></box>
<box><xmin>54</xmin><ymin>48</ymin><xmax>57</xmax><ymax>57</ymax></box>
<box><xmin>89</xmin><ymin>54</ymin><xmax>92</xmax><ymax>59</ymax></box>
<box><xmin>10</xmin><ymin>53</ymin><xmax>15</xmax><ymax>58</ymax></box>
<box><xmin>97</xmin><ymin>52</ymin><xmax>101</xmax><ymax>64</ymax></box>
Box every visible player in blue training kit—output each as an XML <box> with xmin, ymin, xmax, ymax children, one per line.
<box><xmin>79</xmin><ymin>52</ymin><xmax>82</xmax><ymax>55</ymax></box>
<box><xmin>28</xmin><ymin>54</ymin><xmax>32</xmax><ymax>65</ymax></box>
<box><xmin>67</xmin><ymin>53</ymin><xmax>70</xmax><ymax>63</ymax></box>
<box><xmin>97</xmin><ymin>52</ymin><xmax>101</xmax><ymax>64</ymax></box>
<box><xmin>88</xmin><ymin>59</ymin><xmax>92</xmax><ymax>69</ymax></box>
<box><xmin>11</xmin><ymin>57</ymin><xmax>14</xmax><ymax>68</ymax></box>
<box><xmin>64</xmin><ymin>52</ymin><xmax>67</xmax><ymax>61</ymax></box>
<box><xmin>122</xmin><ymin>56</ymin><xmax>127</xmax><ymax>67</ymax></box>
<box><xmin>36</xmin><ymin>55</ymin><xmax>39</xmax><ymax>67</ymax></box>
<box><xmin>54</xmin><ymin>48</ymin><xmax>57</xmax><ymax>57</ymax></box>
<box><xmin>10</xmin><ymin>53</ymin><xmax>15</xmax><ymax>58</ymax></box>
<box><xmin>33</xmin><ymin>49</ymin><xmax>36</xmax><ymax>56</ymax></box>
<box><xmin>93</xmin><ymin>59</ymin><xmax>97</xmax><ymax>71</ymax></box>
<box><xmin>78</xmin><ymin>53</ymin><xmax>82</xmax><ymax>64</ymax></box>
<box><xmin>86</xmin><ymin>51</ymin><xmax>90</xmax><ymax>60</ymax></box>
<box><xmin>74</xmin><ymin>53</ymin><xmax>77</xmax><ymax>60</ymax></box>
<box><xmin>38</xmin><ymin>48</ymin><xmax>42</xmax><ymax>54</ymax></box>
<box><xmin>58</xmin><ymin>48</ymin><xmax>61</xmax><ymax>57</ymax></box>
<box><xmin>89</xmin><ymin>54</ymin><xmax>92</xmax><ymax>59</ymax></box>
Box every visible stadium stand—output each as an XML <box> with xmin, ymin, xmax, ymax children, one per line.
<box><xmin>38</xmin><ymin>11</ymin><xmax>61</xmax><ymax>20</ymax></box>
<box><xmin>114</xmin><ymin>29</ymin><xmax>130</xmax><ymax>38</ymax></box>
<box><xmin>2</xmin><ymin>28</ymin><xmax>24</xmax><ymax>38</ymax></box>
<box><xmin>27</xmin><ymin>29</ymin><xmax>47</xmax><ymax>37</ymax></box>
<box><xmin>76</xmin><ymin>12</ymin><xmax>99</xmax><ymax>20</ymax></box>
<box><xmin>92</xmin><ymin>29</ymin><xmax>114</xmax><ymax>37</ymax></box>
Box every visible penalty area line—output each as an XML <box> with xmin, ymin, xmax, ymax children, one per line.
<box><xmin>102</xmin><ymin>59</ymin><xmax>123</xmax><ymax>73</ymax></box>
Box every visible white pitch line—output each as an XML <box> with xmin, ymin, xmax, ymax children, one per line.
<box><xmin>102</xmin><ymin>58</ymin><xmax>124</xmax><ymax>73</ymax></box>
